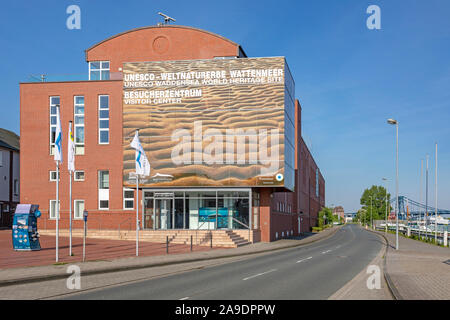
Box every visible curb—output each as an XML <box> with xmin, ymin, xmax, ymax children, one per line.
<box><xmin>0</xmin><ymin>225</ymin><xmax>343</xmax><ymax>288</ymax></box>
<box><xmin>365</xmin><ymin>228</ymin><xmax>403</xmax><ymax>300</ymax></box>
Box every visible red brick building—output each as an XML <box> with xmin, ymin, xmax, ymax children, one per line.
<box><xmin>20</xmin><ymin>25</ymin><xmax>324</xmax><ymax>242</ymax></box>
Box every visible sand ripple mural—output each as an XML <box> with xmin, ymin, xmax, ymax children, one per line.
<box><xmin>123</xmin><ymin>57</ymin><xmax>295</xmax><ymax>189</ymax></box>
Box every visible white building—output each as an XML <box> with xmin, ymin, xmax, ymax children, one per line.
<box><xmin>0</xmin><ymin>128</ymin><xmax>20</xmax><ymax>228</ymax></box>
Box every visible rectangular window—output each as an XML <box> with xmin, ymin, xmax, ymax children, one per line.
<box><xmin>123</xmin><ymin>188</ymin><xmax>134</xmax><ymax>210</ymax></box>
<box><xmin>49</xmin><ymin>96</ymin><xmax>60</xmax><ymax>155</ymax></box>
<box><xmin>74</xmin><ymin>96</ymin><xmax>85</xmax><ymax>155</ymax></box>
<box><xmin>316</xmin><ymin>168</ymin><xmax>319</xmax><ymax>198</ymax></box>
<box><xmin>98</xmin><ymin>170</ymin><xmax>109</xmax><ymax>210</ymax></box>
<box><xmin>49</xmin><ymin>171</ymin><xmax>60</xmax><ymax>181</ymax></box>
<box><xmin>98</xmin><ymin>95</ymin><xmax>109</xmax><ymax>144</ymax></box>
<box><xmin>49</xmin><ymin>200</ymin><xmax>60</xmax><ymax>219</ymax></box>
<box><xmin>99</xmin><ymin>200</ymin><xmax>109</xmax><ymax>209</ymax></box>
<box><xmin>89</xmin><ymin>61</ymin><xmax>110</xmax><ymax>80</ymax></box>
<box><xmin>74</xmin><ymin>170</ymin><xmax>85</xmax><ymax>181</ymax></box>
<box><xmin>0</xmin><ymin>151</ymin><xmax>3</xmax><ymax>167</ymax></box>
<box><xmin>98</xmin><ymin>170</ymin><xmax>109</xmax><ymax>189</ymax></box>
<box><xmin>74</xmin><ymin>200</ymin><xmax>85</xmax><ymax>220</ymax></box>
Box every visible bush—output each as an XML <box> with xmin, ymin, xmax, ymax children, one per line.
<box><xmin>312</xmin><ymin>227</ymin><xmax>322</xmax><ymax>232</ymax></box>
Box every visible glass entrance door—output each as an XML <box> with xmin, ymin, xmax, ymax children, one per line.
<box><xmin>155</xmin><ymin>198</ymin><xmax>172</xmax><ymax>229</ymax></box>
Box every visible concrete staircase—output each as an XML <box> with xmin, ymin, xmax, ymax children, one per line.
<box><xmin>39</xmin><ymin>229</ymin><xmax>252</xmax><ymax>248</ymax></box>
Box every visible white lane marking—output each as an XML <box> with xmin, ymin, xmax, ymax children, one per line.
<box><xmin>336</xmin><ymin>245</ymin><xmax>341</xmax><ymax>249</ymax></box>
<box><xmin>179</xmin><ymin>297</ymin><xmax>189</xmax><ymax>300</ymax></box>
<box><xmin>242</xmin><ymin>269</ymin><xmax>277</xmax><ymax>281</ymax></box>
<box><xmin>296</xmin><ymin>256</ymin><xmax>313</xmax><ymax>263</ymax></box>
<box><xmin>322</xmin><ymin>250</ymin><xmax>332</xmax><ymax>254</ymax></box>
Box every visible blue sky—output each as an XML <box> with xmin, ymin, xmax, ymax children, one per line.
<box><xmin>1</xmin><ymin>0</ymin><xmax>449</xmax><ymax>212</ymax></box>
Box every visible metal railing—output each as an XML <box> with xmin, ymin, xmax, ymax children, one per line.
<box><xmin>374</xmin><ymin>225</ymin><xmax>449</xmax><ymax>246</ymax></box>
<box><xmin>232</xmin><ymin>217</ymin><xmax>252</xmax><ymax>244</ymax></box>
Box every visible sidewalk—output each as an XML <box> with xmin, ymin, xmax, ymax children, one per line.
<box><xmin>0</xmin><ymin>230</ymin><xmax>216</xmax><ymax>270</ymax></box>
<box><xmin>374</xmin><ymin>230</ymin><xmax>450</xmax><ymax>300</ymax></box>
<box><xmin>0</xmin><ymin>226</ymin><xmax>342</xmax><ymax>287</ymax></box>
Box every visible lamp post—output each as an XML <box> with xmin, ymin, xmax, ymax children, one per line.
<box><xmin>419</xmin><ymin>159</ymin><xmax>423</xmax><ymax>239</ymax></box>
<box><xmin>435</xmin><ymin>143</ymin><xmax>438</xmax><ymax>243</ymax></box>
<box><xmin>382</xmin><ymin>178</ymin><xmax>388</xmax><ymax>233</ymax></box>
<box><xmin>387</xmin><ymin>118</ymin><xmax>399</xmax><ymax>250</ymax></box>
<box><xmin>369</xmin><ymin>195</ymin><xmax>373</xmax><ymax>229</ymax></box>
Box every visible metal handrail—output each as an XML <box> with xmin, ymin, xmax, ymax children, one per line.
<box><xmin>231</xmin><ymin>217</ymin><xmax>252</xmax><ymax>244</ymax></box>
<box><xmin>196</xmin><ymin>214</ymin><xmax>216</xmax><ymax>245</ymax></box>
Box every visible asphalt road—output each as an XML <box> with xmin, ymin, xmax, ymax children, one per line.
<box><xmin>62</xmin><ymin>224</ymin><xmax>383</xmax><ymax>300</ymax></box>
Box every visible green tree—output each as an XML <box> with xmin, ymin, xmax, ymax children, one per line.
<box><xmin>360</xmin><ymin>185</ymin><xmax>391</xmax><ymax>226</ymax></box>
<box><xmin>318</xmin><ymin>207</ymin><xmax>333</xmax><ymax>227</ymax></box>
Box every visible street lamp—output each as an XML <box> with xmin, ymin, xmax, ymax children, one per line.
<box><xmin>387</xmin><ymin>118</ymin><xmax>399</xmax><ymax>250</ymax></box>
<box><xmin>369</xmin><ymin>195</ymin><xmax>373</xmax><ymax>229</ymax></box>
<box><xmin>382</xmin><ymin>178</ymin><xmax>388</xmax><ymax>233</ymax></box>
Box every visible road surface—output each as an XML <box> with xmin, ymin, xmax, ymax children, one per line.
<box><xmin>61</xmin><ymin>224</ymin><xmax>383</xmax><ymax>300</ymax></box>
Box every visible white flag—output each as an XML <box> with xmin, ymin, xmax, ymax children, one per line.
<box><xmin>68</xmin><ymin>121</ymin><xmax>75</xmax><ymax>172</ymax></box>
<box><xmin>130</xmin><ymin>131</ymin><xmax>150</xmax><ymax>176</ymax></box>
<box><xmin>54</xmin><ymin>106</ymin><xmax>63</xmax><ymax>163</ymax></box>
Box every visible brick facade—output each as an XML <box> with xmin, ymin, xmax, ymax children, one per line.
<box><xmin>19</xmin><ymin>25</ymin><xmax>325</xmax><ymax>241</ymax></box>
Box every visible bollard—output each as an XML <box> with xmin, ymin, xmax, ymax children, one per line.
<box><xmin>166</xmin><ymin>236</ymin><xmax>169</xmax><ymax>254</ymax></box>
<box><xmin>444</xmin><ymin>231</ymin><xmax>448</xmax><ymax>247</ymax></box>
<box><xmin>190</xmin><ymin>235</ymin><xmax>193</xmax><ymax>252</ymax></box>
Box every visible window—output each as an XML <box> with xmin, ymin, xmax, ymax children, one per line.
<box><xmin>98</xmin><ymin>95</ymin><xmax>109</xmax><ymax>144</ymax></box>
<box><xmin>98</xmin><ymin>170</ymin><xmax>109</xmax><ymax>210</ymax></box>
<box><xmin>123</xmin><ymin>188</ymin><xmax>134</xmax><ymax>210</ymax></box>
<box><xmin>98</xmin><ymin>170</ymin><xmax>109</xmax><ymax>189</ymax></box>
<box><xmin>49</xmin><ymin>96</ymin><xmax>60</xmax><ymax>155</ymax></box>
<box><xmin>0</xmin><ymin>151</ymin><xmax>3</xmax><ymax>167</ymax></box>
<box><xmin>74</xmin><ymin>96</ymin><xmax>85</xmax><ymax>155</ymax></box>
<box><xmin>99</xmin><ymin>200</ymin><xmax>108</xmax><ymax>209</ymax></box>
<box><xmin>316</xmin><ymin>168</ymin><xmax>319</xmax><ymax>198</ymax></box>
<box><xmin>89</xmin><ymin>61</ymin><xmax>110</xmax><ymax>80</ymax></box>
<box><xmin>74</xmin><ymin>200</ymin><xmax>85</xmax><ymax>219</ymax></box>
<box><xmin>49</xmin><ymin>171</ymin><xmax>60</xmax><ymax>181</ymax></box>
<box><xmin>74</xmin><ymin>170</ymin><xmax>85</xmax><ymax>181</ymax></box>
<box><xmin>49</xmin><ymin>200</ymin><xmax>60</xmax><ymax>219</ymax></box>
<box><xmin>13</xmin><ymin>179</ymin><xmax>19</xmax><ymax>196</ymax></box>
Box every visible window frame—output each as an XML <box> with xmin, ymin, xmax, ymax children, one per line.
<box><xmin>74</xmin><ymin>170</ymin><xmax>85</xmax><ymax>181</ymax></box>
<box><xmin>123</xmin><ymin>188</ymin><xmax>135</xmax><ymax>210</ymax></box>
<box><xmin>73</xmin><ymin>199</ymin><xmax>85</xmax><ymax>220</ymax></box>
<box><xmin>49</xmin><ymin>200</ymin><xmax>60</xmax><ymax>220</ymax></box>
<box><xmin>73</xmin><ymin>96</ymin><xmax>85</xmax><ymax>152</ymax></box>
<box><xmin>89</xmin><ymin>61</ymin><xmax>110</xmax><ymax>80</ymax></box>
<box><xmin>49</xmin><ymin>96</ymin><xmax>60</xmax><ymax>155</ymax></box>
<box><xmin>98</xmin><ymin>170</ymin><xmax>109</xmax><ymax>210</ymax></box>
<box><xmin>98</xmin><ymin>95</ymin><xmax>110</xmax><ymax>144</ymax></box>
<box><xmin>49</xmin><ymin>171</ymin><xmax>60</xmax><ymax>181</ymax></box>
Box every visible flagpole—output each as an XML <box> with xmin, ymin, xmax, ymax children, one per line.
<box><xmin>68</xmin><ymin>120</ymin><xmax>74</xmax><ymax>257</ymax></box>
<box><xmin>56</xmin><ymin>161</ymin><xmax>59</xmax><ymax>262</ymax></box>
<box><xmin>136</xmin><ymin>174</ymin><xmax>139</xmax><ymax>256</ymax></box>
<box><xmin>69</xmin><ymin>170</ymin><xmax>72</xmax><ymax>256</ymax></box>
<box><xmin>435</xmin><ymin>143</ymin><xmax>438</xmax><ymax>243</ymax></box>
